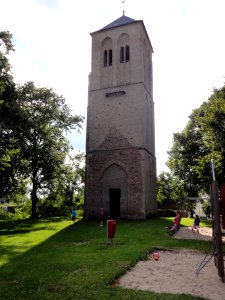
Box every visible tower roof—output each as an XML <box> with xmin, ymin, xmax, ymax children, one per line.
<box><xmin>101</xmin><ymin>15</ymin><xmax>136</xmax><ymax>31</ymax></box>
<box><xmin>90</xmin><ymin>14</ymin><xmax>153</xmax><ymax>52</ymax></box>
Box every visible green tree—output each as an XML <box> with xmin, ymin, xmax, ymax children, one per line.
<box><xmin>0</xmin><ymin>31</ymin><xmax>22</xmax><ymax>199</ymax></box>
<box><xmin>0</xmin><ymin>31</ymin><xmax>14</xmax><ymax>76</ymax></box>
<box><xmin>157</xmin><ymin>172</ymin><xmax>187</xmax><ymax>212</ymax></box>
<box><xmin>167</xmin><ymin>119</ymin><xmax>207</xmax><ymax>193</ymax></box>
<box><xmin>41</xmin><ymin>152</ymin><xmax>85</xmax><ymax>217</ymax></box>
<box><xmin>0</xmin><ymin>31</ymin><xmax>84</xmax><ymax>218</ymax></box>
<box><xmin>16</xmin><ymin>81</ymin><xmax>84</xmax><ymax>218</ymax></box>
<box><xmin>157</xmin><ymin>172</ymin><xmax>173</xmax><ymax>204</ymax></box>
<box><xmin>191</xmin><ymin>87</ymin><xmax>225</xmax><ymax>186</ymax></box>
<box><xmin>167</xmin><ymin>84</ymin><xmax>225</xmax><ymax>195</ymax></box>
<box><xmin>63</xmin><ymin>152</ymin><xmax>85</xmax><ymax>206</ymax></box>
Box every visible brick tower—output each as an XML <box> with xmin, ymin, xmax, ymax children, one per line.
<box><xmin>85</xmin><ymin>14</ymin><xmax>157</xmax><ymax>219</ymax></box>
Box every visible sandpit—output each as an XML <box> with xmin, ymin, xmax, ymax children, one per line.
<box><xmin>174</xmin><ymin>226</ymin><xmax>225</xmax><ymax>242</ymax></box>
<box><xmin>117</xmin><ymin>227</ymin><xmax>225</xmax><ymax>300</ymax></box>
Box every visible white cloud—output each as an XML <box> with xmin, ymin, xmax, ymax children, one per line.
<box><xmin>1</xmin><ymin>0</ymin><xmax>225</xmax><ymax>174</ymax></box>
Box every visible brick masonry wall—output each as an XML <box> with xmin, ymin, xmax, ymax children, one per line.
<box><xmin>85</xmin><ymin>127</ymin><xmax>156</xmax><ymax>219</ymax></box>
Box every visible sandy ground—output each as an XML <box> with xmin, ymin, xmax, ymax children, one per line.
<box><xmin>118</xmin><ymin>227</ymin><xmax>225</xmax><ymax>300</ymax></box>
<box><xmin>175</xmin><ymin>226</ymin><xmax>225</xmax><ymax>242</ymax></box>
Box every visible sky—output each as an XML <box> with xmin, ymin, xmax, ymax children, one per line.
<box><xmin>1</xmin><ymin>0</ymin><xmax>225</xmax><ymax>175</ymax></box>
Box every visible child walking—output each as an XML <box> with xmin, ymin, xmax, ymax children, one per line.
<box><xmin>99</xmin><ymin>208</ymin><xmax>105</xmax><ymax>226</ymax></box>
<box><xmin>192</xmin><ymin>214</ymin><xmax>200</xmax><ymax>234</ymax></box>
<box><xmin>71</xmin><ymin>208</ymin><xmax>77</xmax><ymax>223</ymax></box>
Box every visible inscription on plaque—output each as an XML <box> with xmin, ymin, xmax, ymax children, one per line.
<box><xmin>106</xmin><ymin>91</ymin><xmax>126</xmax><ymax>97</ymax></box>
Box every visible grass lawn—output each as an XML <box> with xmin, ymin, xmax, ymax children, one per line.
<box><xmin>0</xmin><ymin>216</ymin><xmax>212</xmax><ymax>300</ymax></box>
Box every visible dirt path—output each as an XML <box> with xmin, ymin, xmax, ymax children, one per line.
<box><xmin>117</xmin><ymin>227</ymin><xmax>225</xmax><ymax>300</ymax></box>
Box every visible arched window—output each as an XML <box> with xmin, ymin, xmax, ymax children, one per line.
<box><xmin>120</xmin><ymin>46</ymin><xmax>129</xmax><ymax>63</ymax></box>
<box><xmin>120</xmin><ymin>46</ymin><xmax>124</xmax><ymax>63</ymax></box>
<box><xmin>103</xmin><ymin>49</ymin><xmax>112</xmax><ymax>67</ymax></box>
<box><xmin>109</xmin><ymin>49</ymin><xmax>112</xmax><ymax>66</ymax></box>
<box><xmin>104</xmin><ymin>50</ymin><xmax>107</xmax><ymax>67</ymax></box>
<box><xmin>125</xmin><ymin>45</ymin><xmax>129</xmax><ymax>62</ymax></box>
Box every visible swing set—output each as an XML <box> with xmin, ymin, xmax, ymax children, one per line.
<box><xmin>179</xmin><ymin>160</ymin><xmax>225</xmax><ymax>282</ymax></box>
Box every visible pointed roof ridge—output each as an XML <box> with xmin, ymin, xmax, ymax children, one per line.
<box><xmin>101</xmin><ymin>14</ymin><xmax>136</xmax><ymax>31</ymax></box>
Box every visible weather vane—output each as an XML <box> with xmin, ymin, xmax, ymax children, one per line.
<box><xmin>121</xmin><ymin>0</ymin><xmax>126</xmax><ymax>15</ymax></box>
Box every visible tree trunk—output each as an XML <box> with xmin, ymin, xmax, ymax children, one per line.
<box><xmin>31</xmin><ymin>176</ymin><xmax>38</xmax><ymax>219</ymax></box>
<box><xmin>31</xmin><ymin>134</ymin><xmax>38</xmax><ymax>219</ymax></box>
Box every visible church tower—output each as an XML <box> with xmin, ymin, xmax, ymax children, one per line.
<box><xmin>85</xmin><ymin>14</ymin><xmax>157</xmax><ymax>219</ymax></box>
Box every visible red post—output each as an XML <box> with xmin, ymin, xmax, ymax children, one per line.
<box><xmin>107</xmin><ymin>219</ymin><xmax>117</xmax><ymax>242</ymax></box>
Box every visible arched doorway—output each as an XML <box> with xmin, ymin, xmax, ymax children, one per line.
<box><xmin>101</xmin><ymin>164</ymin><xmax>128</xmax><ymax>219</ymax></box>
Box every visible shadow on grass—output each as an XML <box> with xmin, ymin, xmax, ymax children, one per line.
<box><xmin>0</xmin><ymin>217</ymin><xmax>67</xmax><ymax>231</ymax></box>
<box><xmin>0</xmin><ymin>217</ymin><xmax>207</xmax><ymax>300</ymax></box>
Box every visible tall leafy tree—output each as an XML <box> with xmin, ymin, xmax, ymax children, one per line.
<box><xmin>167</xmin><ymin>84</ymin><xmax>225</xmax><ymax>195</ymax></box>
<box><xmin>0</xmin><ymin>31</ymin><xmax>84</xmax><ymax>219</ymax></box>
<box><xmin>192</xmin><ymin>87</ymin><xmax>225</xmax><ymax>186</ymax></box>
<box><xmin>0</xmin><ymin>31</ymin><xmax>14</xmax><ymax>76</ymax></box>
<box><xmin>157</xmin><ymin>172</ymin><xmax>173</xmax><ymax>204</ymax></box>
<box><xmin>167</xmin><ymin>119</ymin><xmax>208</xmax><ymax>195</ymax></box>
<box><xmin>16</xmin><ymin>81</ymin><xmax>84</xmax><ymax>218</ymax></box>
<box><xmin>42</xmin><ymin>152</ymin><xmax>85</xmax><ymax>216</ymax></box>
<box><xmin>157</xmin><ymin>171</ymin><xmax>188</xmax><ymax>212</ymax></box>
<box><xmin>0</xmin><ymin>31</ymin><xmax>22</xmax><ymax>198</ymax></box>
<box><xmin>63</xmin><ymin>152</ymin><xmax>85</xmax><ymax>206</ymax></box>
